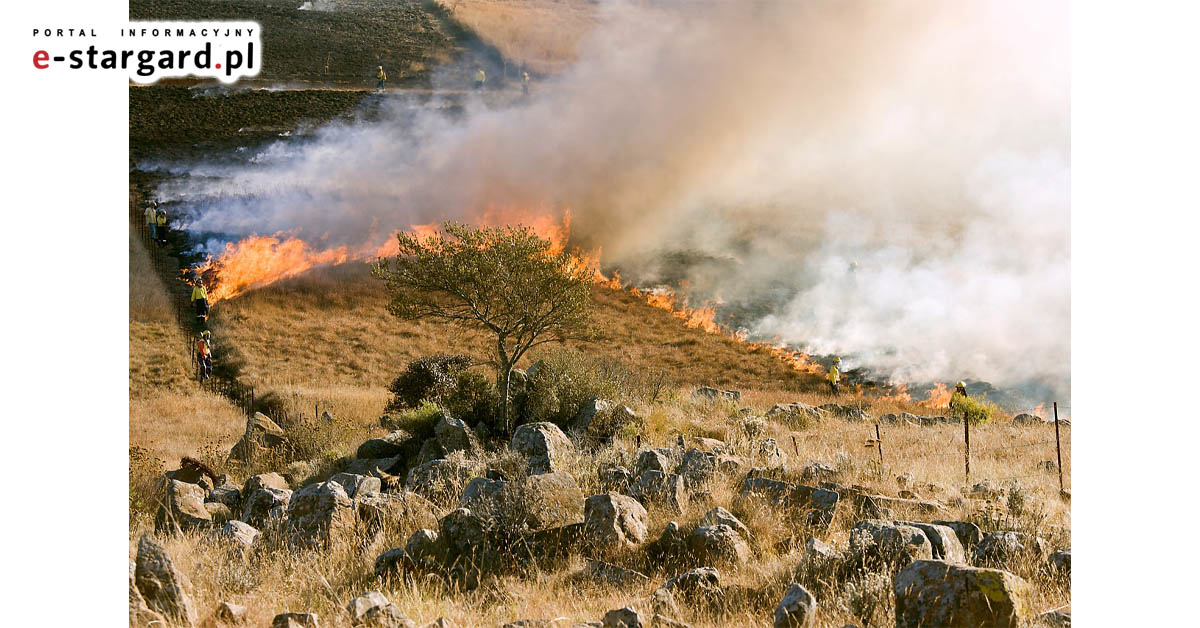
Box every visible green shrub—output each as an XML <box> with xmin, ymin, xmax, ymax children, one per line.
<box><xmin>522</xmin><ymin>348</ymin><xmax>640</xmax><ymax>428</ymax></box>
<box><xmin>444</xmin><ymin>370</ymin><xmax>498</xmax><ymax>426</ymax></box>
<box><xmin>386</xmin><ymin>354</ymin><xmax>474</xmax><ymax>412</ymax></box>
<box><xmin>383</xmin><ymin>399</ymin><xmax>444</xmax><ymax>441</ymax></box>
<box><xmin>950</xmin><ymin>392</ymin><xmax>1001</xmax><ymax>425</ymax></box>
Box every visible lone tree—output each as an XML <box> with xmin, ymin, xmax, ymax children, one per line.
<box><xmin>371</xmin><ymin>222</ymin><xmax>594</xmax><ymax>434</ymax></box>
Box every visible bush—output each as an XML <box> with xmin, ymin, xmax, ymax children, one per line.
<box><xmin>444</xmin><ymin>370</ymin><xmax>498</xmax><ymax>426</ymax></box>
<box><xmin>522</xmin><ymin>348</ymin><xmax>641</xmax><ymax>428</ymax></box>
<box><xmin>949</xmin><ymin>392</ymin><xmax>1001</xmax><ymax>425</ymax></box>
<box><xmin>383</xmin><ymin>399</ymin><xmax>444</xmax><ymax>441</ymax></box>
<box><xmin>386</xmin><ymin>354</ymin><xmax>474</xmax><ymax>412</ymax></box>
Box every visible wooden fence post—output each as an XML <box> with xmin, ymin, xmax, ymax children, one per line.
<box><xmin>963</xmin><ymin>409</ymin><xmax>971</xmax><ymax>484</ymax></box>
<box><xmin>1053</xmin><ymin>402</ymin><xmax>1064</xmax><ymax>492</ymax></box>
<box><xmin>875</xmin><ymin>423</ymin><xmax>884</xmax><ymax>470</ymax></box>
<box><xmin>791</xmin><ymin>435</ymin><xmax>799</xmax><ymax>457</ymax></box>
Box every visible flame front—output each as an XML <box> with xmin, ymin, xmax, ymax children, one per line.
<box><xmin>922</xmin><ymin>382</ymin><xmax>953</xmax><ymax>409</ymax></box>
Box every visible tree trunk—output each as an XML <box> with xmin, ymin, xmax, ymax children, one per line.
<box><xmin>498</xmin><ymin>362</ymin><xmax>514</xmax><ymax>435</ymax></box>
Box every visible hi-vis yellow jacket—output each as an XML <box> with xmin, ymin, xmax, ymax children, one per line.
<box><xmin>144</xmin><ymin>207</ymin><xmax>155</xmax><ymax>224</ymax></box>
<box><xmin>828</xmin><ymin>366</ymin><xmax>840</xmax><ymax>384</ymax></box>
<box><xmin>156</xmin><ymin>212</ymin><xmax>167</xmax><ymax>226</ymax></box>
<box><xmin>475</xmin><ymin>69</ymin><xmax>486</xmax><ymax>82</ymax></box>
<box><xmin>191</xmin><ymin>285</ymin><xmax>208</xmax><ymax>302</ymax></box>
<box><xmin>377</xmin><ymin>69</ymin><xmax>386</xmax><ymax>80</ymax></box>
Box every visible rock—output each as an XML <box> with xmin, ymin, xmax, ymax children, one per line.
<box><xmin>272</xmin><ymin>612</ymin><xmax>320</xmax><ymax>628</ymax></box>
<box><xmin>803</xmin><ymin>537</ymin><xmax>844</xmax><ymax>567</ymax></box>
<box><xmin>207</xmin><ymin>482</ymin><xmax>242</xmax><ymax>508</ymax></box>
<box><xmin>698</xmin><ymin>507</ymin><xmax>751</xmax><ymax>541</ymax></box>
<box><xmin>216</xmin><ymin>601</ymin><xmax>247</xmax><ymax>622</ymax></box>
<box><xmin>405</xmin><ymin>529</ymin><xmax>443</xmax><ymax>564</ymax></box>
<box><xmin>329</xmin><ymin>472</ymin><xmax>382</xmax><ymax>498</ymax></box>
<box><xmin>229</xmin><ymin>412</ymin><xmax>288</xmax><ymax>461</ymax></box>
<box><xmin>635</xmin><ymin>448</ymin><xmax>678</xmax><ymax>477</ymax></box>
<box><xmin>357</xmin><ymin>491</ymin><xmax>439</xmax><ymax>533</ymax></box>
<box><xmin>286</xmin><ymin>481</ymin><xmax>357</xmax><ymax>546</ymax></box>
<box><xmin>603</xmin><ymin>607</ymin><xmax>646</xmax><ymax>628</ymax></box>
<box><xmin>460</xmin><ymin>476</ymin><xmax>506</xmax><ymax>513</ymax></box>
<box><xmin>646</xmin><ymin>521</ymin><xmax>688</xmax><ymax>565</ymax></box>
<box><xmin>520</xmin><ymin>522</ymin><xmax>586</xmax><ymax>567</ymax></box>
<box><xmin>406</xmin><ymin>458</ymin><xmax>479</xmax><ymax>505</ymax></box>
<box><xmin>649</xmin><ymin>587</ymin><xmax>679</xmax><ymax>617</ymax></box>
<box><xmin>766</xmin><ymin>403</ymin><xmax>824</xmax><ymax>424</ymax></box>
<box><xmin>572</xmin><ymin>398</ymin><xmax>614</xmax><ymax>434</ymax></box>
<box><xmin>584</xmin><ymin>560</ymin><xmax>649</xmax><ymax>586</ymax></box>
<box><xmin>849</xmin><ymin>520</ymin><xmax>933</xmax><ymax>566</ymax></box>
<box><xmin>677</xmin><ymin>449</ymin><xmax>716</xmax><ymax>490</ymax></box>
<box><xmin>284</xmin><ymin>461</ymin><xmax>316</xmax><ymax>488</ymax></box>
<box><xmin>134</xmin><ymin>534</ymin><xmax>198</xmax><ymax>627</ymax></box>
<box><xmin>786</xmin><ymin>485</ymin><xmax>840</xmax><ymax>528</ymax></box>
<box><xmin>598</xmin><ymin>464</ymin><xmax>633</xmax><ymax>493</ymax></box>
<box><xmin>818</xmin><ymin>404</ymin><xmax>871</xmax><ymax>423</ymax></box>
<box><xmin>244</xmin><ymin>472</ymin><xmax>290</xmax><ymax>495</ymax></box>
<box><xmin>897</xmin><ymin>522</ymin><xmax>967</xmax><ymax>563</ymax></box>
<box><xmin>439</xmin><ymin>507</ymin><xmax>492</xmax><ymax>568</ymax></box>
<box><xmin>155</xmin><ymin>479</ymin><xmax>212</xmax><ymax>533</ymax></box>
<box><xmin>435</xmin><ymin>414</ymin><xmax>481</xmax><ymax>456</ymax></box>
<box><xmin>415</xmin><ymin>438</ymin><xmax>446</xmax><ymax>466</ymax></box>
<box><xmin>693</xmin><ymin>387</ymin><xmax>741</xmax><ymax>402</ymax></box>
<box><xmin>511</xmin><ymin>471</ymin><xmax>586</xmax><ymax>530</ymax></box>
<box><xmin>1050</xmin><ymin>547</ymin><xmax>1071</xmax><ymax>574</ymax></box>
<box><xmin>374</xmin><ymin>548</ymin><xmax>417</xmax><ymax>580</ymax></box>
<box><xmin>584</xmin><ymin>493</ymin><xmax>649</xmax><ymax>551</ymax></box>
<box><xmin>664</xmin><ymin>567</ymin><xmax>722</xmax><ymax>603</ymax></box>
<box><xmin>801</xmin><ymin>462</ymin><xmax>838</xmax><ymax>484</ymax></box>
<box><xmin>738</xmin><ymin>476</ymin><xmax>794</xmax><ymax>505</ymax></box>
<box><xmin>361</xmin><ymin>604</ymin><xmax>416</xmax><ymax>627</ymax></box>
<box><xmin>932</xmin><ymin>520</ymin><xmax>982</xmax><ymax>547</ymax></box>
<box><xmin>129</xmin><ymin>561</ymin><xmax>167</xmax><ymax>627</ymax></box>
<box><xmin>346</xmin><ymin>592</ymin><xmax>389</xmax><ymax>623</ymax></box>
<box><xmin>165</xmin><ymin>462</ymin><xmax>216</xmax><ymax>493</ymax></box>
<box><xmin>973</xmin><ymin>531</ymin><xmax>1047</xmax><ymax>565</ymax></box>
<box><xmin>630</xmin><ymin>470</ymin><xmax>688</xmax><ymax>514</ymax></box>
<box><xmin>1012</xmin><ymin>413</ymin><xmax>1047</xmax><ymax>426</ymax></box>
<box><xmin>241</xmin><ymin>487</ymin><xmax>292</xmax><ymax>528</ymax></box>
<box><xmin>219</xmin><ymin>520</ymin><xmax>260</xmax><ymax>549</ymax></box>
<box><xmin>204</xmin><ymin>501</ymin><xmax>233</xmax><ymax>524</ymax></box>
<box><xmin>1037</xmin><ymin>610</ymin><xmax>1072</xmax><ymax>627</ymax></box>
<box><xmin>774</xmin><ymin>583</ymin><xmax>817</xmax><ymax>627</ymax></box>
<box><xmin>511</xmin><ymin>422</ymin><xmax>575</xmax><ymax>474</ymax></box>
<box><xmin>893</xmin><ymin>560</ymin><xmax>1031</xmax><ymax>628</ymax></box>
<box><xmin>688</xmin><ymin>525</ymin><xmax>751</xmax><ymax>566</ymax></box>
<box><xmin>758</xmin><ymin>438</ymin><xmax>787</xmax><ymax>470</ymax></box>
<box><xmin>357</xmin><ymin>429</ymin><xmax>417</xmax><ymax>460</ymax></box>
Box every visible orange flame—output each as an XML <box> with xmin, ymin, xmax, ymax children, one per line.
<box><xmin>195</xmin><ymin>234</ymin><xmax>351</xmax><ymax>303</ymax></box>
<box><xmin>922</xmin><ymin>382</ymin><xmax>953</xmax><ymax>409</ymax></box>
<box><xmin>877</xmin><ymin>383</ymin><xmax>912</xmax><ymax>404</ymax></box>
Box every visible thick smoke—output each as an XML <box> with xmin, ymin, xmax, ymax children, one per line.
<box><xmin>162</xmin><ymin>0</ymin><xmax>1069</xmax><ymax>400</ymax></box>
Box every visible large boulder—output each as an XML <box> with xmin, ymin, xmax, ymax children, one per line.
<box><xmin>774</xmin><ymin>583</ymin><xmax>816</xmax><ymax>627</ymax></box>
<box><xmin>286</xmin><ymin>481</ymin><xmax>357</xmax><ymax>546</ymax></box>
<box><xmin>635</xmin><ymin>448</ymin><xmax>678</xmax><ymax>478</ymax></box>
<box><xmin>698</xmin><ymin>507</ymin><xmax>751</xmax><ymax>542</ymax></box>
<box><xmin>687</xmin><ymin>525</ymin><xmax>751</xmax><ymax>566</ymax></box>
<box><xmin>849</xmin><ymin>520</ymin><xmax>933</xmax><ymax>567</ymax></box>
<box><xmin>357</xmin><ymin>491</ymin><xmax>439</xmax><ymax>533</ymax></box>
<box><xmin>932</xmin><ymin>520</ymin><xmax>983</xmax><ymax>548</ymax></box>
<box><xmin>758</xmin><ymin>438</ymin><xmax>788</xmax><ymax>470</ymax></box>
<box><xmin>406</xmin><ymin>458</ymin><xmax>479</xmax><ymax>505</ymax></box>
<box><xmin>583</xmin><ymin>493</ymin><xmax>649</xmax><ymax>551</ymax></box>
<box><xmin>766</xmin><ymin>403</ymin><xmax>824</xmax><ymax>424</ymax></box>
<box><xmin>346</xmin><ymin>592</ymin><xmax>416</xmax><ymax>627</ymax></box>
<box><xmin>218</xmin><ymin>520</ymin><xmax>260</xmax><ymax>549</ymax></box>
<box><xmin>511</xmin><ymin>422</ymin><xmax>575</xmax><ymax>474</ymax></box>
<box><xmin>598</xmin><ymin>464</ymin><xmax>633</xmax><ymax>493</ymax></box>
<box><xmin>571</xmin><ymin>397</ymin><xmax>613</xmax><ymax>434</ymax></box>
<box><xmin>438</xmin><ymin>507</ymin><xmax>493</xmax><ymax>569</ymax></box>
<box><xmin>272</xmin><ymin>613</ymin><xmax>320</xmax><ymax>628</ymax></box>
<box><xmin>229</xmin><ymin>412</ymin><xmax>288</xmax><ymax>462</ymax></box>
<box><xmin>129</xmin><ymin>562</ymin><xmax>166</xmax><ymax>626</ymax></box>
<box><xmin>893</xmin><ymin>560</ymin><xmax>1031</xmax><ymax>627</ymax></box>
<box><xmin>678</xmin><ymin>449</ymin><xmax>742</xmax><ymax>490</ymax></box>
<box><xmin>134</xmin><ymin>535</ymin><xmax>198</xmax><ymax>627</ymax></box>
<box><xmin>818</xmin><ymin>404</ymin><xmax>871</xmax><ymax>423</ymax></box>
<box><xmin>155</xmin><ymin>479</ymin><xmax>211</xmax><ymax>533</ymax></box>
<box><xmin>1050</xmin><ymin>547</ymin><xmax>1071</xmax><ymax>575</ymax></box>
<box><xmin>244</xmin><ymin>472</ymin><xmax>289</xmax><ymax>496</ymax></box>
<box><xmin>786</xmin><ymin>485</ymin><xmax>840</xmax><ymax>528</ymax></box>
<box><xmin>693</xmin><ymin>387</ymin><xmax>741</xmax><ymax>402</ymax></box>
<box><xmin>329</xmin><ymin>472</ymin><xmax>382</xmax><ymax>499</ymax></box>
<box><xmin>973</xmin><ymin>531</ymin><xmax>1048</xmax><ymax>565</ymax></box>
<box><xmin>630</xmin><ymin>470</ymin><xmax>688</xmax><ymax>514</ymax></box>
<box><xmin>509</xmin><ymin>472</ymin><xmax>585</xmax><ymax>531</ymax></box>
<box><xmin>207</xmin><ymin>482</ymin><xmax>241</xmax><ymax>508</ymax></box>
<box><xmin>435</xmin><ymin>414</ymin><xmax>481</xmax><ymax>456</ymax></box>
<box><xmin>897</xmin><ymin>521</ymin><xmax>967</xmax><ymax>563</ymax></box>
<box><xmin>1012</xmin><ymin>413</ymin><xmax>1047</xmax><ymax>426</ymax></box>
<box><xmin>357</xmin><ymin>429</ymin><xmax>418</xmax><ymax>460</ymax></box>
<box><xmin>460</xmin><ymin>476</ymin><xmax>507</xmax><ymax>514</ymax></box>
<box><xmin>204</xmin><ymin>502</ymin><xmax>234</xmax><ymax>525</ymax></box>
<box><xmin>663</xmin><ymin>567</ymin><xmax>722</xmax><ymax>604</ymax></box>
<box><xmin>241</xmin><ymin>487</ymin><xmax>292</xmax><ymax>528</ymax></box>
<box><xmin>738</xmin><ymin>476</ymin><xmax>794</xmax><ymax>506</ymax></box>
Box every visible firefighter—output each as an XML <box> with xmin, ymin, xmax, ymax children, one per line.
<box><xmin>145</xmin><ymin>202</ymin><xmax>157</xmax><ymax>240</ymax></box>
<box><xmin>474</xmin><ymin>67</ymin><xmax>486</xmax><ymax>90</ymax></box>
<box><xmin>197</xmin><ymin>330</ymin><xmax>213</xmax><ymax>381</ymax></box>
<box><xmin>949</xmin><ymin>380</ymin><xmax>969</xmax><ymax>412</ymax></box>
<box><xmin>828</xmin><ymin>356</ymin><xmax>841</xmax><ymax>396</ymax></box>
<box><xmin>376</xmin><ymin>65</ymin><xmax>386</xmax><ymax>92</ymax></box>
<box><xmin>191</xmin><ymin>277</ymin><xmax>209</xmax><ymax>323</ymax></box>
<box><xmin>155</xmin><ymin>207</ymin><xmax>168</xmax><ymax>244</ymax></box>
<box><xmin>522</xmin><ymin>70</ymin><xmax>531</xmax><ymax>96</ymax></box>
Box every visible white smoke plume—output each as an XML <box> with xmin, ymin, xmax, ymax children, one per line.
<box><xmin>159</xmin><ymin>0</ymin><xmax>1070</xmax><ymax>400</ymax></box>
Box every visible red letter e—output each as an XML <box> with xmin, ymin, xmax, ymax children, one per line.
<box><xmin>33</xmin><ymin>50</ymin><xmax>49</xmax><ymax>69</ymax></box>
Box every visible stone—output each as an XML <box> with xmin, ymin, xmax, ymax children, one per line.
<box><xmin>346</xmin><ymin>592</ymin><xmax>389</xmax><ymax>623</ymax></box>
<box><xmin>698</xmin><ymin>507</ymin><xmax>751</xmax><ymax>542</ymax></box>
<box><xmin>1012</xmin><ymin>413</ymin><xmax>1047</xmax><ymax>426</ymax></box>
<box><xmin>520</xmin><ymin>522</ymin><xmax>586</xmax><ymax>567</ymax></box>
<box><xmin>635</xmin><ymin>448</ymin><xmax>678</xmax><ymax>477</ymax></box>
<box><xmin>766</xmin><ymin>403</ymin><xmax>824</xmax><ymax>424</ymax></box>
<box><xmin>241</xmin><ymin>487</ymin><xmax>292</xmax><ymax>528</ymax></box>
<box><xmin>229</xmin><ymin>413</ymin><xmax>288</xmax><ymax>461</ymax></box>
<box><xmin>328</xmin><ymin>472</ymin><xmax>382</xmax><ymax>498</ymax></box>
<box><xmin>405</xmin><ymin>529</ymin><xmax>442</xmax><ymax>564</ymax></box>
<box><xmin>973</xmin><ymin>531</ymin><xmax>1048</xmax><ymax>565</ymax></box>
<box><xmin>738</xmin><ymin>476</ymin><xmax>794</xmax><ymax>505</ymax></box>
<box><xmin>584</xmin><ymin>560</ymin><xmax>649</xmax><ymax>586</ymax></box>
<box><xmin>774</xmin><ymin>583</ymin><xmax>817</xmax><ymax>628</ymax></box>
<box><xmin>693</xmin><ymin>387</ymin><xmax>741</xmax><ymax>402</ymax></box>
<box><xmin>204</xmin><ymin>501</ymin><xmax>233</xmax><ymax>524</ymax></box>
<box><xmin>849</xmin><ymin>520</ymin><xmax>933</xmax><ymax>566</ymax></box>
<box><xmin>758</xmin><ymin>438</ymin><xmax>787</xmax><ymax>470</ymax></box>
<box><xmin>800</xmin><ymin>461</ymin><xmax>838</xmax><ymax>484</ymax></box>
<box><xmin>664</xmin><ymin>567</ymin><xmax>722</xmax><ymax>603</ymax></box>
<box><xmin>572</xmin><ymin>398</ymin><xmax>614</xmax><ymax>434</ymax></box>
<box><xmin>283</xmin><ymin>461</ymin><xmax>315</xmax><ymax>488</ymax></box>
<box><xmin>439</xmin><ymin>507</ymin><xmax>492</xmax><ymax>568</ymax></box>
<box><xmin>244</xmin><ymin>472</ymin><xmax>289</xmax><ymax>495</ymax></box>
<box><xmin>460</xmin><ymin>476</ymin><xmax>506</xmax><ymax>513</ymax></box>
<box><xmin>155</xmin><ymin>479</ymin><xmax>212</xmax><ymax>533</ymax></box>
<box><xmin>272</xmin><ymin>612</ymin><xmax>320</xmax><ymax>628</ymax></box>
<box><xmin>598</xmin><ymin>464</ymin><xmax>633</xmax><ymax>493</ymax></box>
<box><xmin>1050</xmin><ymin>547</ymin><xmax>1071</xmax><ymax>574</ymax></box>
<box><xmin>602</xmin><ymin>607</ymin><xmax>646</xmax><ymax>628</ymax></box>
<box><xmin>207</xmin><ymin>482</ymin><xmax>242</xmax><ymax>508</ymax></box>
<box><xmin>219</xmin><ymin>520</ymin><xmax>260</xmax><ymax>549</ymax></box>
<box><xmin>678</xmin><ymin>449</ymin><xmax>716</xmax><ymax>490</ymax></box>
<box><xmin>786</xmin><ymin>485</ymin><xmax>840</xmax><ymax>528</ymax></box>
<box><xmin>584</xmin><ymin>493</ymin><xmax>649</xmax><ymax>551</ymax></box>
<box><xmin>803</xmin><ymin>537</ymin><xmax>844</xmax><ymax>566</ymax></box>
<box><xmin>357</xmin><ymin>429</ymin><xmax>417</xmax><ymax>460</ymax></box>
<box><xmin>932</xmin><ymin>520</ymin><xmax>982</xmax><ymax>547</ymax></box>
<box><xmin>165</xmin><ymin>462</ymin><xmax>217</xmax><ymax>493</ymax></box>
<box><xmin>511</xmin><ymin>471</ymin><xmax>586</xmax><ymax>530</ymax></box>
<box><xmin>406</xmin><ymin>458</ymin><xmax>479</xmax><ymax>505</ymax></box>
<box><xmin>374</xmin><ymin>548</ymin><xmax>417</xmax><ymax>579</ymax></box>
<box><xmin>415</xmin><ymin>438</ymin><xmax>446</xmax><ymax>466</ymax></box>
<box><xmin>818</xmin><ymin>404</ymin><xmax>871</xmax><ymax>423</ymax></box>
<box><xmin>361</xmin><ymin>604</ymin><xmax>416</xmax><ymax>627</ymax></box>
<box><xmin>357</xmin><ymin>491</ymin><xmax>439</xmax><ymax>533</ymax></box>
<box><xmin>134</xmin><ymin>534</ymin><xmax>198</xmax><ymax>627</ymax></box>
<box><xmin>630</xmin><ymin>470</ymin><xmax>688</xmax><ymax>514</ymax></box>
<box><xmin>286</xmin><ymin>481</ymin><xmax>357</xmax><ymax>546</ymax></box>
<box><xmin>649</xmin><ymin>587</ymin><xmax>679</xmax><ymax>617</ymax></box>
<box><xmin>897</xmin><ymin>522</ymin><xmax>967</xmax><ymax>563</ymax></box>
<box><xmin>893</xmin><ymin>560</ymin><xmax>1031</xmax><ymax>627</ymax></box>
<box><xmin>511</xmin><ymin>422</ymin><xmax>575</xmax><ymax>474</ymax></box>
<box><xmin>646</xmin><ymin>521</ymin><xmax>689</xmax><ymax>565</ymax></box>
<box><xmin>216</xmin><ymin>601</ymin><xmax>247</xmax><ymax>622</ymax></box>
<box><xmin>435</xmin><ymin>414</ymin><xmax>481</xmax><ymax>456</ymax></box>
<box><xmin>129</xmin><ymin>561</ymin><xmax>167</xmax><ymax>627</ymax></box>
<box><xmin>688</xmin><ymin>525</ymin><xmax>751</xmax><ymax>566</ymax></box>
<box><xmin>1037</xmin><ymin>610</ymin><xmax>1072</xmax><ymax>627</ymax></box>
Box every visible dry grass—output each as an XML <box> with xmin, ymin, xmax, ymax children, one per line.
<box><xmin>440</xmin><ymin>0</ymin><xmax>601</xmax><ymax>74</ymax></box>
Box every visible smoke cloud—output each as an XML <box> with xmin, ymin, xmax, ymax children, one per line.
<box><xmin>160</xmin><ymin>0</ymin><xmax>1070</xmax><ymax>401</ymax></box>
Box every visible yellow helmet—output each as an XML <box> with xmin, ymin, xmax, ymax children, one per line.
<box><xmin>956</xmin><ymin>380</ymin><xmax>966</xmax><ymax>388</ymax></box>
<box><xmin>832</xmin><ymin>356</ymin><xmax>841</xmax><ymax>364</ymax></box>
<box><xmin>201</xmin><ymin>330</ymin><xmax>211</xmax><ymax>338</ymax></box>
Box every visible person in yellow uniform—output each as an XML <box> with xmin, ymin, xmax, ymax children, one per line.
<box><xmin>145</xmin><ymin>202</ymin><xmax>157</xmax><ymax>240</ymax></box>
<box><xmin>191</xmin><ymin>277</ymin><xmax>209</xmax><ymax>323</ymax></box>
<box><xmin>522</xmin><ymin>70</ymin><xmax>531</xmax><ymax>96</ymax></box>
<box><xmin>828</xmin><ymin>356</ymin><xmax>841</xmax><ymax>396</ymax></box>
<box><xmin>474</xmin><ymin>67</ymin><xmax>486</xmax><ymax>90</ymax></box>
<box><xmin>376</xmin><ymin>66</ymin><xmax>386</xmax><ymax>93</ymax></box>
<box><xmin>949</xmin><ymin>380</ymin><xmax>968</xmax><ymax>412</ymax></box>
<box><xmin>197</xmin><ymin>330</ymin><xmax>213</xmax><ymax>381</ymax></box>
<box><xmin>155</xmin><ymin>207</ymin><xmax>168</xmax><ymax>244</ymax></box>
